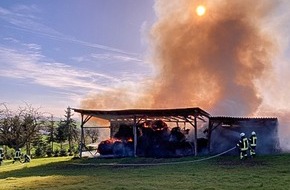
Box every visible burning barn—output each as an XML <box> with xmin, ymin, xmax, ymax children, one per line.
<box><xmin>73</xmin><ymin>107</ymin><xmax>280</xmax><ymax>158</ymax></box>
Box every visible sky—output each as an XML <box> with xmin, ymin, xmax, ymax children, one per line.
<box><xmin>0</xmin><ymin>0</ymin><xmax>156</xmax><ymax>118</ymax></box>
<box><xmin>1</xmin><ymin>0</ymin><xmax>290</xmax><ymax>121</ymax></box>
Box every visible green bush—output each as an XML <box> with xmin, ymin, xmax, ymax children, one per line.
<box><xmin>34</xmin><ymin>147</ymin><xmax>43</xmax><ymax>157</ymax></box>
<box><xmin>68</xmin><ymin>151</ymin><xmax>73</xmax><ymax>156</ymax></box>
<box><xmin>33</xmin><ymin>138</ymin><xmax>49</xmax><ymax>158</ymax></box>
<box><xmin>54</xmin><ymin>149</ymin><xmax>59</xmax><ymax>157</ymax></box>
<box><xmin>60</xmin><ymin>149</ymin><xmax>67</xmax><ymax>156</ymax></box>
<box><xmin>68</xmin><ymin>146</ymin><xmax>76</xmax><ymax>156</ymax></box>
<box><xmin>73</xmin><ymin>148</ymin><xmax>79</xmax><ymax>158</ymax></box>
<box><xmin>46</xmin><ymin>148</ymin><xmax>53</xmax><ymax>157</ymax></box>
<box><xmin>4</xmin><ymin>149</ymin><xmax>13</xmax><ymax>160</ymax></box>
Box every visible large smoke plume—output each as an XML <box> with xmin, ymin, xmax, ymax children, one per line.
<box><xmin>149</xmin><ymin>0</ymin><xmax>278</xmax><ymax>115</ymax></box>
<box><xmin>81</xmin><ymin>0</ymin><xmax>290</xmax><ymax>151</ymax></box>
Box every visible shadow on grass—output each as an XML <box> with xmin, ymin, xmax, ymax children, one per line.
<box><xmin>0</xmin><ymin>159</ymin><xmax>82</xmax><ymax>179</ymax></box>
<box><xmin>1</xmin><ymin>153</ymin><xmax>289</xmax><ymax>179</ymax></box>
<box><xmin>0</xmin><ymin>157</ymin><xmax>162</xmax><ymax>179</ymax></box>
<box><xmin>0</xmin><ymin>156</ymin><xmax>210</xmax><ymax>179</ymax></box>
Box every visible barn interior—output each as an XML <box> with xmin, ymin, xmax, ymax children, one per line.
<box><xmin>72</xmin><ymin>107</ymin><xmax>280</xmax><ymax>158</ymax></box>
<box><xmin>209</xmin><ymin>117</ymin><xmax>280</xmax><ymax>155</ymax></box>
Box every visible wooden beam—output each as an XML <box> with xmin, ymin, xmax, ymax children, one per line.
<box><xmin>133</xmin><ymin>116</ymin><xmax>137</xmax><ymax>157</ymax></box>
<box><xmin>184</xmin><ymin>116</ymin><xmax>198</xmax><ymax>156</ymax></box>
<box><xmin>79</xmin><ymin>114</ymin><xmax>93</xmax><ymax>158</ymax></box>
<box><xmin>194</xmin><ymin>116</ymin><xmax>198</xmax><ymax>156</ymax></box>
<box><xmin>82</xmin><ymin>126</ymin><xmax>110</xmax><ymax>129</ymax></box>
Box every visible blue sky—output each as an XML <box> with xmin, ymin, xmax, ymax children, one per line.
<box><xmin>0</xmin><ymin>0</ymin><xmax>156</xmax><ymax>117</ymax></box>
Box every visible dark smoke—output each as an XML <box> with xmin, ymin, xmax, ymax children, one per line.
<box><xmin>149</xmin><ymin>0</ymin><xmax>278</xmax><ymax>116</ymax></box>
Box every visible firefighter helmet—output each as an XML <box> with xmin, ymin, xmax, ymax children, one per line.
<box><xmin>251</xmin><ymin>131</ymin><xmax>256</xmax><ymax>135</ymax></box>
<box><xmin>240</xmin><ymin>132</ymin><xmax>245</xmax><ymax>137</ymax></box>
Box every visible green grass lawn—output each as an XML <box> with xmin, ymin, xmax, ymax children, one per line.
<box><xmin>1</xmin><ymin>154</ymin><xmax>290</xmax><ymax>190</ymax></box>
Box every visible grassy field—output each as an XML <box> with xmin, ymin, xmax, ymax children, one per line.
<box><xmin>1</xmin><ymin>154</ymin><xmax>290</xmax><ymax>190</ymax></box>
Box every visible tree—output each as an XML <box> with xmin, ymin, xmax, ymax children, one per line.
<box><xmin>65</xmin><ymin>107</ymin><xmax>79</xmax><ymax>154</ymax></box>
<box><xmin>32</xmin><ymin>134</ymin><xmax>48</xmax><ymax>157</ymax></box>
<box><xmin>0</xmin><ymin>103</ymin><xmax>45</xmax><ymax>154</ymax></box>
<box><xmin>46</xmin><ymin>114</ymin><xmax>55</xmax><ymax>152</ymax></box>
<box><xmin>55</xmin><ymin>107</ymin><xmax>79</xmax><ymax>154</ymax></box>
<box><xmin>55</xmin><ymin>120</ymin><xmax>68</xmax><ymax>150</ymax></box>
<box><xmin>85</xmin><ymin>129</ymin><xmax>99</xmax><ymax>143</ymax></box>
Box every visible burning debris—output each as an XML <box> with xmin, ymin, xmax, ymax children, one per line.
<box><xmin>97</xmin><ymin>120</ymin><xmax>207</xmax><ymax>157</ymax></box>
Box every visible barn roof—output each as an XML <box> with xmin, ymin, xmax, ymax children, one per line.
<box><xmin>209</xmin><ymin>116</ymin><xmax>278</xmax><ymax>126</ymax></box>
<box><xmin>210</xmin><ymin>116</ymin><xmax>277</xmax><ymax>120</ymax></box>
<box><xmin>72</xmin><ymin>107</ymin><xmax>211</xmax><ymax>122</ymax></box>
<box><xmin>210</xmin><ymin>116</ymin><xmax>277</xmax><ymax>122</ymax></box>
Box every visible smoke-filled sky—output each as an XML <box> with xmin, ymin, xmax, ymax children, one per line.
<box><xmin>83</xmin><ymin>0</ymin><xmax>290</xmax><ymax>117</ymax></box>
<box><xmin>84</xmin><ymin>0</ymin><xmax>290</xmax><ymax>150</ymax></box>
<box><xmin>148</xmin><ymin>0</ymin><xmax>290</xmax><ymax>116</ymax></box>
<box><xmin>1</xmin><ymin>1</ymin><xmax>290</xmax><ymax>121</ymax></box>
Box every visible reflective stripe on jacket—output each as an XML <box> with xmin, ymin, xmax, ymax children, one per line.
<box><xmin>15</xmin><ymin>151</ymin><xmax>21</xmax><ymax>158</ymax></box>
<box><xmin>249</xmin><ymin>135</ymin><xmax>257</xmax><ymax>147</ymax></box>
<box><xmin>238</xmin><ymin>137</ymin><xmax>249</xmax><ymax>151</ymax></box>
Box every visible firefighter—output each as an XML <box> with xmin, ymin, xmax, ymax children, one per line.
<box><xmin>249</xmin><ymin>131</ymin><xmax>257</xmax><ymax>157</ymax></box>
<box><xmin>13</xmin><ymin>148</ymin><xmax>21</xmax><ymax>163</ymax></box>
<box><xmin>0</xmin><ymin>148</ymin><xmax>4</xmax><ymax>166</ymax></box>
<box><xmin>23</xmin><ymin>154</ymin><xmax>31</xmax><ymax>163</ymax></box>
<box><xmin>236</xmin><ymin>132</ymin><xmax>249</xmax><ymax>160</ymax></box>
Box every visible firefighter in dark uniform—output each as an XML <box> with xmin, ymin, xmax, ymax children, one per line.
<box><xmin>23</xmin><ymin>154</ymin><xmax>31</xmax><ymax>163</ymax></box>
<box><xmin>237</xmin><ymin>133</ymin><xmax>249</xmax><ymax>160</ymax></box>
<box><xmin>249</xmin><ymin>131</ymin><xmax>257</xmax><ymax>157</ymax></box>
<box><xmin>0</xmin><ymin>148</ymin><xmax>4</xmax><ymax>166</ymax></box>
<box><xmin>13</xmin><ymin>148</ymin><xmax>21</xmax><ymax>163</ymax></box>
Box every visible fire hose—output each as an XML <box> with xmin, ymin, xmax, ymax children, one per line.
<box><xmin>73</xmin><ymin>146</ymin><xmax>237</xmax><ymax>167</ymax></box>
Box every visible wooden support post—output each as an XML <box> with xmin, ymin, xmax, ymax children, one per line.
<box><xmin>79</xmin><ymin>114</ymin><xmax>92</xmax><ymax>158</ymax></box>
<box><xmin>110</xmin><ymin>125</ymin><xmax>113</xmax><ymax>139</ymax></box>
<box><xmin>194</xmin><ymin>116</ymin><xmax>198</xmax><ymax>156</ymax></box>
<box><xmin>79</xmin><ymin>114</ymin><xmax>84</xmax><ymax>158</ymax></box>
<box><xmin>133</xmin><ymin>116</ymin><xmax>137</xmax><ymax>157</ymax></box>
<box><xmin>207</xmin><ymin>120</ymin><xmax>212</xmax><ymax>153</ymax></box>
<box><xmin>185</xmin><ymin>116</ymin><xmax>198</xmax><ymax>156</ymax></box>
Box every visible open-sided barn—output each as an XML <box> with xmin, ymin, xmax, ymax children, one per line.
<box><xmin>72</xmin><ymin>107</ymin><xmax>280</xmax><ymax>158</ymax></box>
<box><xmin>209</xmin><ymin>117</ymin><xmax>280</xmax><ymax>155</ymax></box>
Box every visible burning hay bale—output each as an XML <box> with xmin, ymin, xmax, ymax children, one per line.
<box><xmin>137</xmin><ymin>120</ymin><xmax>171</xmax><ymax>157</ymax></box>
<box><xmin>97</xmin><ymin>138</ymin><xmax>134</xmax><ymax>157</ymax></box>
<box><xmin>97</xmin><ymin>120</ymin><xmax>201</xmax><ymax>158</ymax></box>
<box><xmin>97</xmin><ymin>139</ymin><xmax>118</xmax><ymax>155</ymax></box>
<box><xmin>97</xmin><ymin>124</ymin><xmax>135</xmax><ymax>157</ymax></box>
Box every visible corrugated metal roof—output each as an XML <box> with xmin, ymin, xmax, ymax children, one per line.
<box><xmin>210</xmin><ymin>116</ymin><xmax>277</xmax><ymax>120</ymax></box>
<box><xmin>209</xmin><ymin>116</ymin><xmax>278</xmax><ymax>126</ymax></box>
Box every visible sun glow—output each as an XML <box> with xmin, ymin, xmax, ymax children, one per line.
<box><xmin>196</xmin><ymin>5</ymin><xmax>206</xmax><ymax>16</ymax></box>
